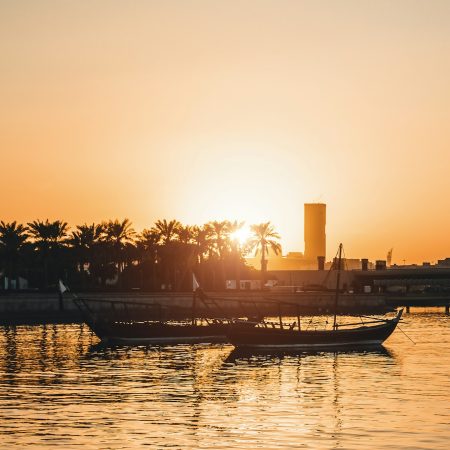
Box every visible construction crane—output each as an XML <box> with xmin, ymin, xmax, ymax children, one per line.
<box><xmin>387</xmin><ymin>248</ymin><xmax>393</xmax><ymax>267</ymax></box>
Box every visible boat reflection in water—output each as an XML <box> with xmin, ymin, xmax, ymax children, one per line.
<box><xmin>224</xmin><ymin>344</ymin><xmax>394</xmax><ymax>364</ymax></box>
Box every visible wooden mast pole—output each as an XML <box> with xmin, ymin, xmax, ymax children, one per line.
<box><xmin>192</xmin><ymin>290</ymin><xmax>197</xmax><ymax>326</ymax></box>
<box><xmin>278</xmin><ymin>302</ymin><xmax>283</xmax><ymax>329</ymax></box>
<box><xmin>333</xmin><ymin>243</ymin><xmax>343</xmax><ymax>331</ymax></box>
<box><xmin>192</xmin><ymin>272</ymin><xmax>199</xmax><ymax>326</ymax></box>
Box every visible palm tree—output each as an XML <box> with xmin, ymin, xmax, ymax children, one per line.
<box><xmin>208</xmin><ymin>220</ymin><xmax>229</xmax><ymax>258</ymax></box>
<box><xmin>70</xmin><ymin>223</ymin><xmax>104</xmax><ymax>249</ymax></box>
<box><xmin>68</xmin><ymin>223</ymin><xmax>104</xmax><ymax>287</ymax></box>
<box><xmin>152</xmin><ymin>219</ymin><xmax>181</xmax><ymax>245</ymax></box>
<box><xmin>174</xmin><ymin>224</ymin><xmax>199</xmax><ymax>290</ymax></box>
<box><xmin>103</xmin><ymin>219</ymin><xmax>136</xmax><ymax>286</ymax></box>
<box><xmin>207</xmin><ymin>220</ymin><xmax>230</xmax><ymax>289</ymax></box>
<box><xmin>136</xmin><ymin>229</ymin><xmax>160</xmax><ymax>289</ymax></box>
<box><xmin>0</xmin><ymin>221</ymin><xmax>29</xmax><ymax>289</ymax></box>
<box><xmin>104</xmin><ymin>218</ymin><xmax>136</xmax><ymax>245</ymax></box>
<box><xmin>176</xmin><ymin>225</ymin><xmax>194</xmax><ymax>244</ymax></box>
<box><xmin>27</xmin><ymin>219</ymin><xmax>69</xmax><ymax>246</ymax></box>
<box><xmin>191</xmin><ymin>225</ymin><xmax>212</xmax><ymax>287</ymax></box>
<box><xmin>27</xmin><ymin>219</ymin><xmax>69</xmax><ymax>287</ymax></box>
<box><xmin>150</xmin><ymin>220</ymin><xmax>182</xmax><ymax>290</ymax></box>
<box><xmin>138</xmin><ymin>229</ymin><xmax>160</xmax><ymax>255</ymax></box>
<box><xmin>247</xmin><ymin>222</ymin><xmax>282</xmax><ymax>287</ymax></box>
<box><xmin>226</xmin><ymin>220</ymin><xmax>245</xmax><ymax>237</ymax></box>
<box><xmin>192</xmin><ymin>225</ymin><xmax>211</xmax><ymax>264</ymax></box>
<box><xmin>226</xmin><ymin>220</ymin><xmax>245</xmax><ymax>290</ymax></box>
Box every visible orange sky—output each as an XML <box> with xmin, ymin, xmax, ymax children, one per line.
<box><xmin>1</xmin><ymin>1</ymin><xmax>450</xmax><ymax>263</ymax></box>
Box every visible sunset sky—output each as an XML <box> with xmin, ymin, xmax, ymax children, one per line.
<box><xmin>1</xmin><ymin>1</ymin><xmax>450</xmax><ymax>263</ymax></box>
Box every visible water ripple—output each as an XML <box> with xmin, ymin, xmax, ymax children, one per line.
<box><xmin>0</xmin><ymin>313</ymin><xmax>449</xmax><ymax>449</ymax></box>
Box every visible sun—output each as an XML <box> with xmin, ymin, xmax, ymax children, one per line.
<box><xmin>230</xmin><ymin>226</ymin><xmax>252</xmax><ymax>246</ymax></box>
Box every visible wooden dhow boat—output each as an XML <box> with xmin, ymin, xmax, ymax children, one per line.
<box><xmin>73</xmin><ymin>281</ymin><xmax>241</xmax><ymax>345</ymax></box>
<box><xmin>226</xmin><ymin>310</ymin><xmax>403</xmax><ymax>350</ymax></box>
<box><xmin>226</xmin><ymin>244</ymin><xmax>403</xmax><ymax>350</ymax></box>
<box><xmin>75</xmin><ymin>308</ymin><xmax>228</xmax><ymax>345</ymax></box>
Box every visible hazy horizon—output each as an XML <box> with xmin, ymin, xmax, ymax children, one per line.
<box><xmin>2</xmin><ymin>1</ymin><xmax>450</xmax><ymax>264</ymax></box>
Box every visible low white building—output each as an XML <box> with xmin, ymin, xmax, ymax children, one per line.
<box><xmin>226</xmin><ymin>279</ymin><xmax>262</xmax><ymax>290</ymax></box>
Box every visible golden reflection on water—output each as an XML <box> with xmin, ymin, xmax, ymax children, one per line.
<box><xmin>0</xmin><ymin>312</ymin><xmax>449</xmax><ymax>449</ymax></box>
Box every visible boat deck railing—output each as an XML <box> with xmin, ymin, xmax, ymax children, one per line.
<box><xmin>73</xmin><ymin>291</ymin><xmax>400</xmax><ymax>330</ymax></box>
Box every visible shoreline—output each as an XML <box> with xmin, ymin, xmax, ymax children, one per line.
<box><xmin>0</xmin><ymin>291</ymin><xmax>392</xmax><ymax>325</ymax></box>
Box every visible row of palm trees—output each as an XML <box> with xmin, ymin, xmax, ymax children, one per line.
<box><xmin>0</xmin><ymin>218</ymin><xmax>282</xmax><ymax>291</ymax></box>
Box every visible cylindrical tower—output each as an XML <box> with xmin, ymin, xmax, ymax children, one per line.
<box><xmin>304</xmin><ymin>203</ymin><xmax>326</xmax><ymax>262</ymax></box>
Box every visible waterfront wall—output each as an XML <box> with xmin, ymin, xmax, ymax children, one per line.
<box><xmin>0</xmin><ymin>291</ymin><xmax>389</xmax><ymax>325</ymax></box>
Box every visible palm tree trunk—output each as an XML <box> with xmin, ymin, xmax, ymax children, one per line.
<box><xmin>199</xmin><ymin>253</ymin><xmax>204</xmax><ymax>286</ymax></box>
<box><xmin>260</xmin><ymin>246</ymin><xmax>266</xmax><ymax>289</ymax></box>
<box><xmin>235</xmin><ymin>247</ymin><xmax>241</xmax><ymax>291</ymax></box>
<box><xmin>43</xmin><ymin>258</ymin><xmax>48</xmax><ymax>289</ymax></box>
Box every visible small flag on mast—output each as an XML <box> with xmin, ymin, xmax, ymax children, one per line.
<box><xmin>59</xmin><ymin>280</ymin><xmax>68</xmax><ymax>294</ymax></box>
<box><xmin>192</xmin><ymin>273</ymin><xmax>200</xmax><ymax>291</ymax></box>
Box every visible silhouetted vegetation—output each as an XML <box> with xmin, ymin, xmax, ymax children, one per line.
<box><xmin>247</xmin><ymin>222</ymin><xmax>282</xmax><ymax>284</ymax></box>
<box><xmin>0</xmin><ymin>218</ymin><xmax>281</xmax><ymax>292</ymax></box>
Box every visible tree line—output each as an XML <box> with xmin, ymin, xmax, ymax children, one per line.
<box><xmin>0</xmin><ymin>219</ymin><xmax>281</xmax><ymax>292</ymax></box>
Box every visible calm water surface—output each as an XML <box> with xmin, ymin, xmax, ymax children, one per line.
<box><xmin>0</xmin><ymin>312</ymin><xmax>449</xmax><ymax>449</ymax></box>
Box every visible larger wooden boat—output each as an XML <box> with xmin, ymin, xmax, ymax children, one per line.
<box><xmin>226</xmin><ymin>244</ymin><xmax>403</xmax><ymax>350</ymax></box>
<box><xmin>73</xmin><ymin>289</ymin><xmax>238</xmax><ymax>345</ymax></box>
<box><xmin>79</xmin><ymin>315</ymin><xmax>228</xmax><ymax>345</ymax></box>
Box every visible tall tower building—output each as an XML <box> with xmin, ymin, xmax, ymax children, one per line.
<box><xmin>304</xmin><ymin>203</ymin><xmax>326</xmax><ymax>261</ymax></box>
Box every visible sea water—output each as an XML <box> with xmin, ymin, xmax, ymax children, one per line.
<box><xmin>0</xmin><ymin>311</ymin><xmax>448</xmax><ymax>449</ymax></box>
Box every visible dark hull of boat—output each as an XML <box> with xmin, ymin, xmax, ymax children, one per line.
<box><xmin>88</xmin><ymin>320</ymin><xmax>229</xmax><ymax>344</ymax></box>
<box><xmin>226</xmin><ymin>316</ymin><xmax>401</xmax><ymax>350</ymax></box>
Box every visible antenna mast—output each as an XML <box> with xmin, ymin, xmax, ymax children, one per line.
<box><xmin>333</xmin><ymin>243</ymin><xmax>343</xmax><ymax>331</ymax></box>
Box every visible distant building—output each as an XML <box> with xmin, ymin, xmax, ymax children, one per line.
<box><xmin>332</xmin><ymin>258</ymin><xmax>365</xmax><ymax>271</ymax></box>
<box><xmin>344</xmin><ymin>258</ymin><xmax>368</xmax><ymax>270</ymax></box>
<box><xmin>2</xmin><ymin>276</ymin><xmax>28</xmax><ymax>290</ymax></box>
<box><xmin>226</xmin><ymin>280</ymin><xmax>262</xmax><ymax>290</ymax></box>
<box><xmin>304</xmin><ymin>203</ymin><xmax>326</xmax><ymax>262</ymax></box>
<box><xmin>246</xmin><ymin>251</ymin><xmax>317</xmax><ymax>271</ymax></box>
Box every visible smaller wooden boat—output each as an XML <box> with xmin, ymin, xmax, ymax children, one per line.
<box><xmin>226</xmin><ymin>309</ymin><xmax>403</xmax><ymax>350</ymax></box>
<box><xmin>226</xmin><ymin>243</ymin><xmax>403</xmax><ymax>350</ymax></box>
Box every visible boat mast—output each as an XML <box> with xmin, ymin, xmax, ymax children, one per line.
<box><xmin>332</xmin><ymin>243</ymin><xmax>343</xmax><ymax>331</ymax></box>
